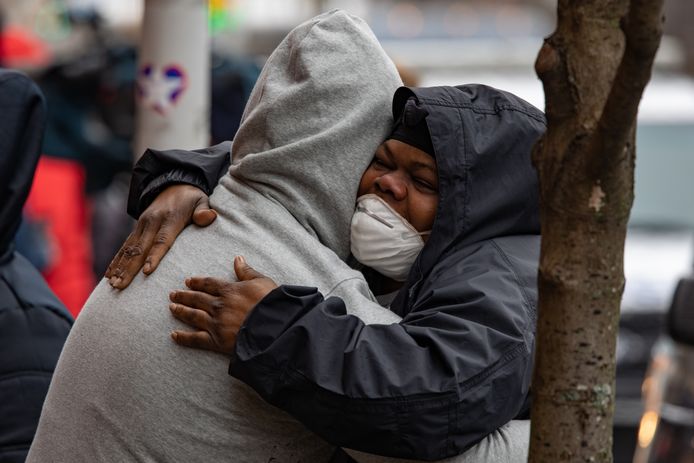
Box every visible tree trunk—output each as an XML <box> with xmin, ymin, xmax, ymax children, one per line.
<box><xmin>528</xmin><ymin>1</ymin><xmax>664</xmax><ymax>462</ymax></box>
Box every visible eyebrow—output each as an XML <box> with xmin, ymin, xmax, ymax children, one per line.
<box><xmin>383</xmin><ymin>144</ymin><xmax>436</xmax><ymax>171</ymax></box>
<box><xmin>411</xmin><ymin>161</ymin><xmax>436</xmax><ymax>174</ymax></box>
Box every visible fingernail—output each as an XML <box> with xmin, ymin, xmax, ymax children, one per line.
<box><xmin>185</xmin><ymin>278</ymin><xmax>191</xmax><ymax>287</ymax></box>
<box><xmin>109</xmin><ymin>276</ymin><xmax>118</xmax><ymax>287</ymax></box>
<box><xmin>169</xmin><ymin>291</ymin><xmax>176</xmax><ymax>300</ymax></box>
<box><xmin>143</xmin><ymin>263</ymin><xmax>151</xmax><ymax>273</ymax></box>
<box><xmin>171</xmin><ymin>332</ymin><xmax>178</xmax><ymax>341</ymax></box>
<box><xmin>169</xmin><ymin>303</ymin><xmax>177</xmax><ymax>312</ymax></box>
<box><xmin>237</xmin><ymin>255</ymin><xmax>246</xmax><ymax>265</ymax></box>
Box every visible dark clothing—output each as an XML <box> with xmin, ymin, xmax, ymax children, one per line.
<box><xmin>129</xmin><ymin>84</ymin><xmax>545</xmax><ymax>460</ymax></box>
<box><xmin>0</xmin><ymin>69</ymin><xmax>73</xmax><ymax>462</ymax></box>
<box><xmin>0</xmin><ymin>71</ymin><xmax>45</xmax><ymax>252</ymax></box>
<box><xmin>127</xmin><ymin>142</ymin><xmax>232</xmax><ymax>219</ymax></box>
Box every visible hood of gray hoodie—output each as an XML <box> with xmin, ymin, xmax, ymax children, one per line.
<box><xmin>28</xmin><ymin>11</ymin><xmax>405</xmax><ymax>463</ymax></box>
<box><xmin>228</xmin><ymin>10</ymin><xmax>402</xmax><ymax>259</ymax></box>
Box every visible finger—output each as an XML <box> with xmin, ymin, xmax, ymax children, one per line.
<box><xmin>107</xmin><ymin>229</ymin><xmax>140</xmax><ymax>287</ymax></box>
<box><xmin>169</xmin><ymin>302</ymin><xmax>211</xmax><ymax>330</ymax></box>
<box><xmin>192</xmin><ymin>197</ymin><xmax>217</xmax><ymax>227</ymax></box>
<box><xmin>170</xmin><ymin>289</ymin><xmax>217</xmax><ymax>314</ymax></box>
<box><xmin>118</xmin><ymin>217</ymin><xmax>161</xmax><ymax>281</ymax></box>
<box><xmin>171</xmin><ymin>330</ymin><xmax>215</xmax><ymax>351</ymax></box>
<box><xmin>192</xmin><ymin>208</ymin><xmax>217</xmax><ymax>227</ymax></box>
<box><xmin>110</xmin><ymin>217</ymin><xmax>162</xmax><ymax>289</ymax></box>
<box><xmin>107</xmin><ymin>227</ymin><xmax>142</xmax><ymax>278</ymax></box>
<box><xmin>143</xmin><ymin>218</ymin><xmax>187</xmax><ymax>274</ymax></box>
<box><xmin>105</xmin><ymin>243</ymin><xmax>126</xmax><ymax>279</ymax></box>
<box><xmin>185</xmin><ymin>276</ymin><xmax>227</xmax><ymax>297</ymax></box>
<box><xmin>233</xmin><ymin>256</ymin><xmax>266</xmax><ymax>281</ymax></box>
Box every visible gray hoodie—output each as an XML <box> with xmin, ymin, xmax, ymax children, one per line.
<box><xmin>28</xmin><ymin>10</ymin><xmax>402</xmax><ymax>462</ymax></box>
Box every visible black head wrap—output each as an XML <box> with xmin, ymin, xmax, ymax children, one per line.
<box><xmin>388</xmin><ymin>96</ymin><xmax>435</xmax><ymax>158</ymax></box>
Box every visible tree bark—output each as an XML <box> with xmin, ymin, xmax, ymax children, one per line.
<box><xmin>528</xmin><ymin>1</ymin><xmax>664</xmax><ymax>462</ymax></box>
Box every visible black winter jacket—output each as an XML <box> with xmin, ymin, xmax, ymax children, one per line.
<box><xmin>128</xmin><ymin>84</ymin><xmax>545</xmax><ymax>461</ymax></box>
<box><xmin>0</xmin><ymin>70</ymin><xmax>73</xmax><ymax>462</ymax></box>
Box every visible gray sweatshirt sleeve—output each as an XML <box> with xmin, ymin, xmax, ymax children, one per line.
<box><xmin>345</xmin><ymin>419</ymin><xmax>529</xmax><ymax>463</ymax></box>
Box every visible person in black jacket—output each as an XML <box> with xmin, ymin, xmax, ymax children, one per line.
<box><xmin>108</xmin><ymin>84</ymin><xmax>545</xmax><ymax>461</ymax></box>
<box><xmin>0</xmin><ymin>69</ymin><xmax>73</xmax><ymax>462</ymax></box>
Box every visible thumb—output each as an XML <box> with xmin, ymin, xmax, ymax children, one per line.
<box><xmin>192</xmin><ymin>196</ymin><xmax>217</xmax><ymax>227</ymax></box>
<box><xmin>234</xmin><ymin>256</ymin><xmax>264</xmax><ymax>281</ymax></box>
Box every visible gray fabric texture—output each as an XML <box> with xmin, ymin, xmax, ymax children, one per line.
<box><xmin>28</xmin><ymin>10</ymin><xmax>401</xmax><ymax>463</ymax></box>
<box><xmin>347</xmin><ymin>420</ymin><xmax>530</xmax><ymax>463</ymax></box>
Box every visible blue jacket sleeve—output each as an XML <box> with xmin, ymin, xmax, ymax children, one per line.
<box><xmin>127</xmin><ymin>142</ymin><xmax>232</xmax><ymax>218</ymax></box>
<box><xmin>229</xmin><ymin>239</ymin><xmax>538</xmax><ymax>461</ymax></box>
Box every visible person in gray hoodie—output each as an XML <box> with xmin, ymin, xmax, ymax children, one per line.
<box><xmin>29</xmin><ymin>10</ymin><xmax>487</xmax><ymax>463</ymax></box>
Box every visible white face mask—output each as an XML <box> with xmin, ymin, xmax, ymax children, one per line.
<box><xmin>350</xmin><ymin>194</ymin><xmax>430</xmax><ymax>282</ymax></box>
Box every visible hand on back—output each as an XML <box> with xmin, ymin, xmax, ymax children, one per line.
<box><xmin>105</xmin><ymin>184</ymin><xmax>217</xmax><ymax>289</ymax></box>
<box><xmin>169</xmin><ymin>256</ymin><xmax>278</xmax><ymax>354</ymax></box>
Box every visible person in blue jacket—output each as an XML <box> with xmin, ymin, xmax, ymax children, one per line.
<box><xmin>108</xmin><ymin>84</ymin><xmax>544</xmax><ymax>461</ymax></box>
<box><xmin>0</xmin><ymin>69</ymin><xmax>73</xmax><ymax>462</ymax></box>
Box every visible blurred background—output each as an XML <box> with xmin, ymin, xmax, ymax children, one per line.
<box><xmin>1</xmin><ymin>1</ymin><xmax>692</xmax><ymax>461</ymax></box>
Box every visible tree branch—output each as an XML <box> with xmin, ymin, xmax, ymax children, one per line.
<box><xmin>596</xmin><ymin>0</ymin><xmax>664</xmax><ymax>158</ymax></box>
<box><xmin>536</xmin><ymin>38</ymin><xmax>577</xmax><ymax>127</ymax></box>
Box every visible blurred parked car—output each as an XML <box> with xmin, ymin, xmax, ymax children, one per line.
<box><xmin>614</xmin><ymin>95</ymin><xmax>694</xmax><ymax>462</ymax></box>
<box><xmin>632</xmin><ymin>276</ymin><xmax>694</xmax><ymax>463</ymax></box>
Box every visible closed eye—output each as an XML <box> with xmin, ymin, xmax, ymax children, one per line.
<box><xmin>415</xmin><ymin>178</ymin><xmax>437</xmax><ymax>192</ymax></box>
<box><xmin>372</xmin><ymin>157</ymin><xmax>392</xmax><ymax>170</ymax></box>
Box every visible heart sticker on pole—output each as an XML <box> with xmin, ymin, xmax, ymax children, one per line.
<box><xmin>136</xmin><ymin>64</ymin><xmax>188</xmax><ymax>116</ymax></box>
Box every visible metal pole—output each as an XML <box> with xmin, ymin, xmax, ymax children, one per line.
<box><xmin>134</xmin><ymin>0</ymin><xmax>209</xmax><ymax>160</ymax></box>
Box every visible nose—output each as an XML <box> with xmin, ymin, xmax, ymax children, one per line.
<box><xmin>375</xmin><ymin>171</ymin><xmax>407</xmax><ymax>201</ymax></box>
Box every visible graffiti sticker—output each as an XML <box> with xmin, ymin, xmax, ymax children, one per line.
<box><xmin>136</xmin><ymin>64</ymin><xmax>188</xmax><ymax>115</ymax></box>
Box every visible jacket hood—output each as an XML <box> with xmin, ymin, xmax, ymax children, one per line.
<box><xmin>228</xmin><ymin>10</ymin><xmax>402</xmax><ymax>259</ymax></box>
<box><xmin>0</xmin><ymin>70</ymin><xmax>46</xmax><ymax>258</ymax></box>
<box><xmin>394</xmin><ymin>85</ymin><xmax>545</xmax><ymax>279</ymax></box>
